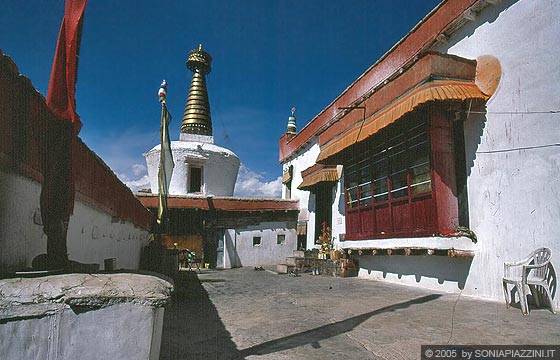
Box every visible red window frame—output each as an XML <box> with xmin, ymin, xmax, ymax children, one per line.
<box><xmin>343</xmin><ymin>105</ymin><xmax>458</xmax><ymax>240</ymax></box>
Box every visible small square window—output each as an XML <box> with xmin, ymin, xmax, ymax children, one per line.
<box><xmin>253</xmin><ymin>236</ymin><xmax>261</xmax><ymax>246</ymax></box>
<box><xmin>277</xmin><ymin>234</ymin><xmax>286</xmax><ymax>245</ymax></box>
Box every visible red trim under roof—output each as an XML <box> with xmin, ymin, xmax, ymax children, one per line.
<box><xmin>279</xmin><ymin>0</ymin><xmax>482</xmax><ymax>163</ymax></box>
<box><xmin>136</xmin><ymin>194</ymin><xmax>299</xmax><ymax>212</ymax></box>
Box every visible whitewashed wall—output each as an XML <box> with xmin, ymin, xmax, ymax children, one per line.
<box><xmin>431</xmin><ymin>0</ymin><xmax>560</xmax><ymax>307</ymax></box>
<box><xmin>354</xmin><ymin>0</ymin><xmax>559</xmax><ymax>310</ymax></box>
<box><xmin>221</xmin><ymin>221</ymin><xmax>297</xmax><ymax>268</ymax></box>
<box><xmin>0</xmin><ymin>169</ymin><xmax>45</xmax><ymax>271</ymax></box>
<box><xmin>145</xmin><ymin>138</ymin><xmax>240</xmax><ymax>197</ymax></box>
<box><xmin>282</xmin><ymin>140</ymin><xmax>321</xmax><ymax>249</ymax></box>
<box><xmin>331</xmin><ymin>170</ymin><xmax>346</xmax><ymax>247</ymax></box>
<box><xmin>67</xmin><ymin>202</ymin><xmax>149</xmax><ymax>270</ymax></box>
<box><xmin>0</xmin><ymin>169</ymin><xmax>150</xmax><ymax>273</ymax></box>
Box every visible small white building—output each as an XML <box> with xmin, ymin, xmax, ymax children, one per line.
<box><xmin>279</xmin><ymin>0</ymin><xmax>559</xmax><ymax>310</ymax></box>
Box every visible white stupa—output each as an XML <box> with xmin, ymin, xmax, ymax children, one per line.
<box><xmin>144</xmin><ymin>45</ymin><xmax>240</xmax><ymax>196</ymax></box>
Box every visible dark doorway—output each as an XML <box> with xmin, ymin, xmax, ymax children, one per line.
<box><xmin>314</xmin><ymin>184</ymin><xmax>333</xmax><ymax>243</ymax></box>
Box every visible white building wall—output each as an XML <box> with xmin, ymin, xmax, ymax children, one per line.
<box><xmin>0</xmin><ymin>169</ymin><xmax>150</xmax><ymax>273</ymax></box>
<box><xmin>220</xmin><ymin>222</ymin><xmax>297</xmax><ymax>268</ymax></box>
<box><xmin>66</xmin><ymin>202</ymin><xmax>149</xmax><ymax>270</ymax></box>
<box><xmin>433</xmin><ymin>0</ymin><xmax>560</xmax><ymax>306</ymax></box>
<box><xmin>145</xmin><ymin>139</ymin><xmax>240</xmax><ymax>197</ymax></box>
<box><xmin>282</xmin><ymin>140</ymin><xmax>321</xmax><ymax>249</ymax></box>
<box><xmin>434</xmin><ymin>0</ymin><xmax>560</xmax><ymax>308</ymax></box>
<box><xmin>0</xmin><ymin>170</ymin><xmax>46</xmax><ymax>271</ymax></box>
<box><xmin>352</xmin><ymin>0</ymin><xmax>560</xmax><ymax>310</ymax></box>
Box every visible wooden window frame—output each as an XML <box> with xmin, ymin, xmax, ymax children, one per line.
<box><xmin>343</xmin><ymin>105</ymin><xmax>459</xmax><ymax>240</ymax></box>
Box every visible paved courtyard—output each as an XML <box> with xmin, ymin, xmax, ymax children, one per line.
<box><xmin>159</xmin><ymin>268</ymin><xmax>560</xmax><ymax>360</ymax></box>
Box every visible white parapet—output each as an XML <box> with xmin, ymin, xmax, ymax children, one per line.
<box><xmin>0</xmin><ymin>273</ymin><xmax>173</xmax><ymax>360</ymax></box>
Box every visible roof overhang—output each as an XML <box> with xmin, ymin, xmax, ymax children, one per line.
<box><xmin>136</xmin><ymin>194</ymin><xmax>299</xmax><ymax>212</ymax></box>
<box><xmin>297</xmin><ymin>164</ymin><xmax>339</xmax><ymax>191</ymax></box>
<box><xmin>282</xmin><ymin>165</ymin><xmax>293</xmax><ymax>184</ymax></box>
<box><xmin>315</xmin><ymin>52</ymin><xmax>489</xmax><ymax>164</ymax></box>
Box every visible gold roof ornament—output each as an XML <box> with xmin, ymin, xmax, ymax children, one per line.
<box><xmin>181</xmin><ymin>44</ymin><xmax>213</xmax><ymax>136</ymax></box>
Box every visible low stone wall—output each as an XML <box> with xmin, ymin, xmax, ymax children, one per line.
<box><xmin>0</xmin><ymin>273</ymin><xmax>173</xmax><ymax>360</ymax></box>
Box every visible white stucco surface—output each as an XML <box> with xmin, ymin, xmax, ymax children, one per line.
<box><xmin>66</xmin><ymin>201</ymin><xmax>149</xmax><ymax>270</ymax></box>
<box><xmin>145</xmin><ymin>139</ymin><xmax>240</xmax><ymax>197</ymax></box>
<box><xmin>221</xmin><ymin>222</ymin><xmax>297</xmax><ymax>268</ymax></box>
<box><xmin>0</xmin><ymin>273</ymin><xmax>171</xmax><ymax>360</ymax></box>
<box><xmin>0</xmin><ymin>169</ymin><xmax>45</xmax><ymax>271</ymax></box>
<box><xmin>0</xmin><ymin>169</ymin><xmax>150</xmax><ymax>272</ymax></box>
<box><xmin>282</xmin><ymin>141</ymin><xmax>320</xmax><ymax>248</ymax></box>
<box><xmin>429</xmin><ymin>0</ymin><xmax>560</xmax><ymax>307</ymax></box>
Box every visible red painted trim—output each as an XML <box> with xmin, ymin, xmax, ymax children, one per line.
<box><xmin>318</xmin><ymin>53</ymin><xmax>476</xmax><ymax>148</ymax></box>
<box><xmin>279</xmin><ymin>0</ymin><xmax>480</xmax><ymax>163</ymax></box>
<box><xmin>137</xmin><ymin>195</ymin><xmax>299</xmax><ymax>212</ymax></box>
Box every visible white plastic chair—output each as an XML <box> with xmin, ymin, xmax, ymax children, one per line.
<box><xmin>502</xmin><ymin>247</ymin><xmax>555</xmax><ymax>315</ymax></box>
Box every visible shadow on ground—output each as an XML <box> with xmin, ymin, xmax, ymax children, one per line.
<box><xmin>238</xmin><ymin>293</ymin><xmax>441</xmax><ymax>357</ymax></box>
<box><xmin>160</xmin><ymin>272</ymin><xmax>441</xmax><ymax>359</ymax></box>
<box><xmin>159</xmin><ymin>271</ymin><xmax>240</xmax><ymax>360</ymax></box>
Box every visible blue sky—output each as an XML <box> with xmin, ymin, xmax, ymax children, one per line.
<box><xmin>1</xmin><ymin>0</ymin><xmax>440</xmax><ymax>197</ymax></box>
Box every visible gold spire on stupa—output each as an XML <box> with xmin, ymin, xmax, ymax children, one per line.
<box><xmin>181</xmin><ymin>44</ymin><xmax>213</xmax><ymax>135</ymax></box>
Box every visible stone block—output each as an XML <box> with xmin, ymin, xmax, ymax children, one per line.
<box><xmin>293</xmin><ymin>250</ymin><xmax>305</xmax><ymax>258</ymax></box>
<box><xmin>0</xmin><ymin>273</ymin><xmax>173</xmax><ymax>360</ymax></box>
<box><xmin>277</xmin><ymin>264</ymin><xmax>294</xmax><ymax>274</ymax></box>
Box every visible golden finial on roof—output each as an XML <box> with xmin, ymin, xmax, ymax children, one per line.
<box><xmin>181</xmin><ymin>44</ymin><xmax>213</xmax><ymax>135</ymax></box>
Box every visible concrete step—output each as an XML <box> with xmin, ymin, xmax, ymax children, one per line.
<box><xmin>293</xmin><ymin>250</ymin><xmax>305</xmax><ymax>258</ymax></box>
<box><xmin>276</xmin><ymin>264</ymin><xmax>294</xmax><ymax>274</ymax></box>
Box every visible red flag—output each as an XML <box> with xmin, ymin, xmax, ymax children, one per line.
<box><xmin>41</xmin><ymin>0</ymin><xmax>87</xmax><ymax>270</ymax></box>
<box><xmin>46</xmin><ymin>0</ymin><xmax>87</xmax><ymax>133</ymax></box>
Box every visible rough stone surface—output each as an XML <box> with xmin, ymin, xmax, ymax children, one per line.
<box><xmin>160</xmin><ymin>268</ymin><xmax>560</xmax><ymax>360</ymax></box>
<box><xmin>0</xmin><ymin>273</ymin><xmax>173</xmax><ymax>320</ymax></box>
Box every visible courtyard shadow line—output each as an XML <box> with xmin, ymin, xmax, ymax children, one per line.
<box><xmin>159</xmin><ymin>271</ymin><xmax>240</xmax><ymax>360</ymax></box>
<box><xmin>238</xmin><ymin>293</ymin><xmax>442</xmax><ymax>358</ymax></box>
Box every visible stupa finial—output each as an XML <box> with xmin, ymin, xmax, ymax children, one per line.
<box><xmin>181</xmin><ymin>44</ymin><xmax>213</xmax><ymax>135</ymax></box>
<box><xmin>287</xmin><ymin>107</ymin><xmax>297</xmax><ymax>134</ymax></box>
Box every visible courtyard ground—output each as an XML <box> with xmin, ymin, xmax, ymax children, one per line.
<box><xmin>159</xmin><ymin>267</ymin><xmax>560</xmax><ymax>360</ymax></box>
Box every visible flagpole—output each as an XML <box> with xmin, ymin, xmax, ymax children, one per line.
<box><xmin>156</xmin><ymin>80</ymin><xmax>174</xmax><ymax>240</ymax></box>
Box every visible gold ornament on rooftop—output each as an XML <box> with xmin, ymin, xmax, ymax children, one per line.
<box><xmin>181</xmin><ymin>44</ymin><xmax>213</xmax><ymax>135</ymax></box>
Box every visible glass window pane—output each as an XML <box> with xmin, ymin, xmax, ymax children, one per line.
<box><xmin>373</xmin><ymin>178</ymin><xmax>388</xmax><ymax>202</ymax></box>
<box><xmin>346</xmin><ymin>186</ymin><xmax>358</xmax><ymax>208</ymax></box>
<box><xmin>391</xmin><ymin>173</ymin><xmax>408</xmax><ymax>198</ymax></box>
<box><xmin>359</xmin><ymin>182</ymin><xmax>372</xmax><ymax>207</ymax></box>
